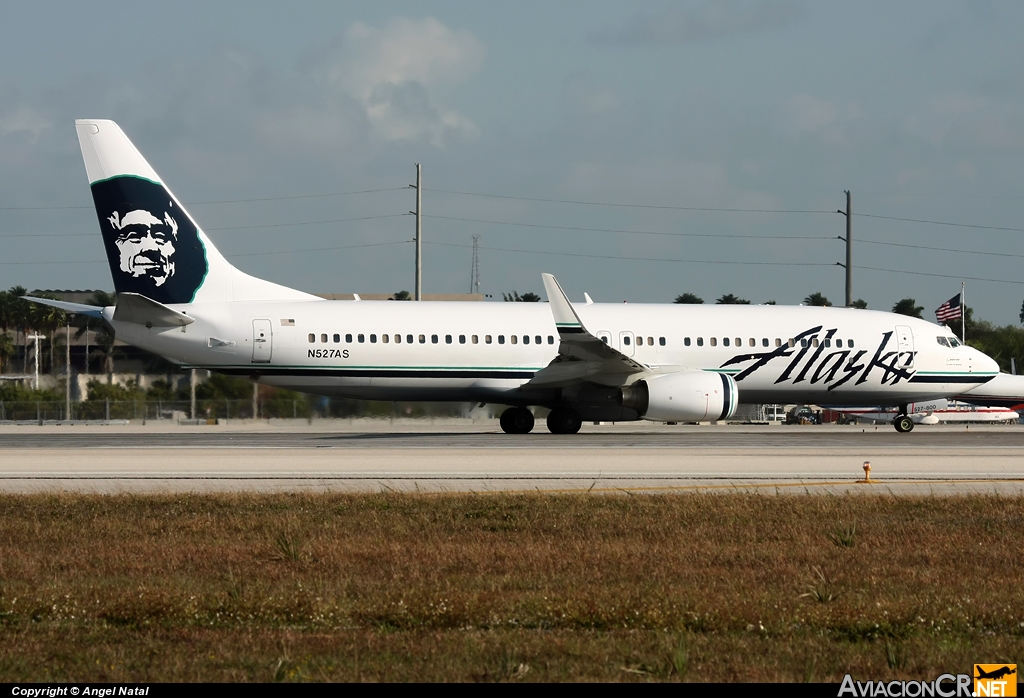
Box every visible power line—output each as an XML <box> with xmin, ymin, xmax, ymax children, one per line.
<box><xmin>0</xmin><ymin>240</ymin><xmax>411</xmax><ymax>265</ymax></box>
<box><xmin>425</xmin><ymin>214</ymin><xmax>828</xmax><ymax>240</ymax></box>
<box><xmin>859</xmin><ymin>238</ymin><xmax>1024</xmax><ymax>259</ymax></box>
<box><xmin>425</xmin><ymin>241</ymin><xmax>832</xmax><ymax>267</ymax></box>
<box><xmin>0</xmin><ymin>213</ymin><xmax>409</xmax><ymax>237</ymax></box>
<box><xmin>858</xmin><ymin>265</ymin><xmax>1024</xmax><ymax>286</ymax></box>
<box><xmin>858</xmin><ymin>212</ymin><xmax>1024</xmax><ymax>233</ymax></box>
<box><xmin>429</xmin><ymin>188</ymin><xmax>834</xmax><ymax>214</ymax></box>
<box><xmin>0</xmin><ymin>187</ymin><xmax>407</xmax><ymax>211</ymax></box>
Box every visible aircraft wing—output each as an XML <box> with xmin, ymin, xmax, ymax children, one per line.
<box><xmin>527</xmin><ymin>273</ymin><xmax>648</xmax><ymax>388</ymax></box>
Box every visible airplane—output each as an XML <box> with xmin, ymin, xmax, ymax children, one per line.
<box><xmin>24</xmin><ymin>120</ymin><xmax>1001</xmax><ymax>434</ymax></box>
<box><xmin>833</xmin><ymin>399</ymin><xmax>1019</xmax><ymax>425</ymax></box>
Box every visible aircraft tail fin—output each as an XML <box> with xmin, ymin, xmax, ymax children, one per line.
<box><xmin>75</xmin><ymin>120</ymin><xmax>317</xmax><ymax>305</ymax></box>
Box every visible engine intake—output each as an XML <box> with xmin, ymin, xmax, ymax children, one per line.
<box><xmin>622</xmin><ymin>371</ymin><xmax>738</xmax><ymax>422</ymax></box>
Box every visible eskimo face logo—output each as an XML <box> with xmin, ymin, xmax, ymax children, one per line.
<box><xmin>91</xmin><ymin>176</ymin><xmax>207</xmax><ymax>305</ymax></box>
<box><xmin>108</xmin><ymin>208</ymin><xmax>178</xmax><ymax>286</ymax></box>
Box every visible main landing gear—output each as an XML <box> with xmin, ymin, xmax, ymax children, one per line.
<box><xmin>498</xmin><ymin>407</ymin><xmax>584</xmax><ymax>434</ymax></box>
<box><xmin>499</xmin><ymin>407</ymin><xmax>535</xmax><ymax>434</ymax></box>
<box><xmin>893</xmin><ymin>404</ymin><xmax>915</xmax><ymax>433</ymax></box>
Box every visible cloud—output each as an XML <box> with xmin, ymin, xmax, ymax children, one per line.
<box><xmin>592</xmin><ymin>0</ymin><xmax>803</xmax><ymax>45</ymax></box>
<box><xmin>0</xmin><ymin>104</ymin><xmax>53</xmax><ymax>142</ymax></box>
<box><xmin>307</xmin><ymin>17</ymin><xmax>484</xmax><ymax>146</ymax></box>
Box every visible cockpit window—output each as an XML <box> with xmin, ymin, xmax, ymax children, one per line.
<box><xmin>949</xmin><ymin>337</ymin><xmax>962</xmax><ymax>347</ymax></box>
<box><xmin>936</xmin><ymin>337</ymin><xmax>950</xmax><ymax>348</ymax></box>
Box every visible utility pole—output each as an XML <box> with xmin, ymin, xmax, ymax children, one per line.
<box><xmin>837</xmin><ymin>190</ymin><xmax>852</xmax><ymax>306</ymax></box>
<box><xmin>65</xmin><ymin>320</ymin><xmax>71</xmax><ymax>421</ymax></box>
<box><xmin>470</xmin><ymin>234</ymin><xmax>480</xmax><ymax>294</ymax></box>
<box><xmin>27</xmin><ymin>333</ymin><xmax>44</xmax><ymax>390</ymax></box>
<box><xmin>411</xmin><ymin>163</ymin><xmax>423</xmax><ymax>301</ymax></box>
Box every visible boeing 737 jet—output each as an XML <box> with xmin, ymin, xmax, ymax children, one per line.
<box><xmin>25</xmin><ymin>120</ymin><xmax>1001</xmax><ymax>433</ymax></box>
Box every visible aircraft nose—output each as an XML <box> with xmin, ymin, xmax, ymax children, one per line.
<box><xmin>973</xmin><ymin>347</ymin><xmax>1000</xmax><ymax>375</ymax></box>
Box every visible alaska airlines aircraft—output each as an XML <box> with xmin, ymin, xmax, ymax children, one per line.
<box><xmin>25</xmin><ymin>120</ymin><xmax>1001</xmax><ymax>434</ymax></box>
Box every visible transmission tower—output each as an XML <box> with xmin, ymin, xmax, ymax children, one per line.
<box><xmin>469</xmin><ymin>234</ymin><xmax>481</xmax><ymax>294</ymax></box>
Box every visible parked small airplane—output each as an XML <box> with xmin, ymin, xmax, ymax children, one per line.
<box><xmin>834</xmin><ymin>399</ymin><xmax>1019</xmax><ymax>425</ymax></box>
<box><xmin>24</xmin><ymin>120</ymin><xmax>1001</xmax><ymax>433</ymax></box>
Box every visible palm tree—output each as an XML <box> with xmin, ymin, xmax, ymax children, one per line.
<box><xmin>6</xmin><ymin>286</ymin><xmax>30</xmax><ymax>373</ymax></box>
<box><xmin>892</xmin><ymin>298</ymin><xmax>923</xmax><ymax>319</ymax></box>
<box><xmin>804</xmin><ymin>292</ymin><xmax>832</xmax><ymax>307</ymax></box>
<box><xmin>716</xmin><ymin>294</ymin><xmax>750</xmax><ymax>305</ymax></box>
<box><xmin>73</xmin><ymin>292</ymin><xmax>115</xmax><ymax>376</ymax></box>
<box><xmin>0</xmin><ymin>332</ymin><xmax>14</xmax><ymax>374</ymax></box>
<box><xmin>674</xmin><ymin>293</ymin><xmax>704</xmax><ymax>304</ymax></box>
<box><xmin>28</xmin><ymin>293</ymin><xmax>67</xmax><ymax>373</ymax></box>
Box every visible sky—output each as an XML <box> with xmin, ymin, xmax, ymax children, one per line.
<box><xmin>3</xmin><ymin>1</ymin><xmax>1024</xmax><ymax>324</ymax></box>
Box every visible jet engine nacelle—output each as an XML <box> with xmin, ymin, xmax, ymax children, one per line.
<box><xmin>621</xmin><ymin>371</ymin><xmax>738</xmax><ymax>422</ymax></box>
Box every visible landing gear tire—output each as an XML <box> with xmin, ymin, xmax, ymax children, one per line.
<box><xmin>893</xmin><ymin>415</ymin><xmax>915</xmax><ymax>433</ymax></box>
<box><xmin>546</xmin><ymin>408</ymin><xmax>583</xmax><ymax>434</ymax></box>
<box><xmin>499</xmin><ymin>407</ymin><xmax>535</xmax><ymax>434</ymax></box>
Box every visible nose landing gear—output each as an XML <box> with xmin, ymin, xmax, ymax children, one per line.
<box><xmin>893</xmin><ymin>404</ymin><xmax>915</xmax><ymax>433</ymax></box>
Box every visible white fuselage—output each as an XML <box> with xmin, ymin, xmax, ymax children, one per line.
<box><xmin>106</xmin><ymin>300</ymin><xmax>999</xmax><ymax>409</ymax></box>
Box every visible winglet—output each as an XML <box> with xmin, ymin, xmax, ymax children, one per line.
<box><xmin>583</xmin><ymin>292</ymin><xmax>594</xmax><ymax>305</ymax></box>
<box><xmin>541</xmin><ymin>273</ymin><xmax>586</xmax><ymax>334</ymax></box>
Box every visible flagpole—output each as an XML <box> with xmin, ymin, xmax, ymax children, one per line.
<box><xmin>961</xmin><ymin>281</ymin><xmax>965</xmax><ymax>342</ymax></box>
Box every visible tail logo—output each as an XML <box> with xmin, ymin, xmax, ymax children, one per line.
<box><xmin>91</xmin><ymin>176</ymin><xmax>208</xmax><ymax>304</ymax></box>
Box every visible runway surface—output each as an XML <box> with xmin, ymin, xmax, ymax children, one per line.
<box><xmin>1</xmin><ymin>422</ymin><xmax>1022</xmax><ymax>494</ymax></box>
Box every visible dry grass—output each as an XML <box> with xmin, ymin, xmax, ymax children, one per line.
<box><xmin>0</xmin><ymin>492</ymin><xmax>1022</xmax><ymax>681</ymax></box>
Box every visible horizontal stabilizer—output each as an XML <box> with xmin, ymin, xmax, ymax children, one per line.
<box><xmin>22</xmin><ymin>296</ymin><xmax>105</xmax><ymax>319</ymax></box>
<box><xmin>113</xmin><ymin>293</ymin><xmax>194</xmax><ymax>327</ymax></box>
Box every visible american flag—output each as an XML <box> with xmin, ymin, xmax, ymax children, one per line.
<box><xmin>935</xmin><ymin>293</ymin><xmax>962</xmax><ymax>323</ymax></box>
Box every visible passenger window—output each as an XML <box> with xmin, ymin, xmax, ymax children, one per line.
<box><xmin>536</xmin><ymin>335</ymin><xmax>542</xmax><ymax>344</ymax></box>
<box><xmin>601</xmin><ymin>336</ymin><xmax>608</xmax><ymax>344</ymax></box>
<box><xmin>407</xmin><ymin>334</ymin><xmax>413</xmax><ymax>344</ymax></box>
<box><xmin>370</xmin><ymin>334</ymin><xmax>377</xmax><ymax>343</ymax></box>
<box><xmin>445</xmin><ymin>335</ymin><xmax>452</xmax><ymax>344</ymax></box>
<box><xmin>511</xmin><ymin>335</ymin><xmax>518</xmax><ymax>344</ymax></box>
<box><xmin>823</xmin><ymin>339</ymin><xmax>830</xmax><ymax>348</ymax></box>
<box><xmin>848</xmin><ymin>339</ymin><xmax>856</xmax><ymax>348</ymax></box>
<box><xmin>382</xmin><ymin>334</ymin><xmax>389</xmax><ymax>344</ymax></box>
<box><xmin>788</xmin><ymin>339</ymin><xmax>795</xmax><ymax>348</ymax></box>
<box><xmin>623</xmin><ymin>336</ymin><xmax>631</xmax><ymax>346</ymax></box>
<box><xmin>800</xmin><ymin>339</ymin><xmax>807</xmax><ymax>348</ymax></box>
<box><xmin>459</xmin><ymin>335</ymin><xmax>466</xmax><ymax>344</ymax></box>
<box><xmin>735</xmin><ymin>338</ymin><xmax>741</xmax><ymax>347</ymax></box>
<box><xmin>498</xmin><ymin>335</ymin><xmax>505</xmax><ymax>344</ymax></box>
<box><xmin>395</xmin><ymin>334</ymin><xmax>401</xmax><ymax>343</ymax></box>
<box><xmin>358</xmin><ymin>334</ymin><xmax>365</xmax><ymax>343</ymax></box>
<box><xmin>346</xmin><ymin>334</ymin><xmax>353</xmax><ymax>343</ymax></box>
<box><xmin>321</xmin><ymin>333</ymin><xmax>328</xmax><ymax>343</ymax></box>
<box><xmin>812</xmin><ymin>338</ymin><xmax>819</xmax><ymax>348</ymax></box>
<box><xmin>472</xmin><ymin>335</ymin><xmax>479</xmax><ymax>344</ymax></box>
<box><xmin>697</xmin><ymin>337</ymin><xmax>704</xmax><ymax>346</ymax></box>
<box><xmin>684</xmin><ymin>337</ymin><xmax>691</xmax><ymax>346</ymax></box>
<box><xmin>523</xmin><ymin>335</ymin><xmax>530</xmax><ymax>344</ymax></box>
<box><xmin>749</xmin><ymin>338</ymin><xmax>756</xmax><ymax>347</ymax></box>
<box><xmin>418</xmin><ymin>334</ymin><xmax>425</xmax><ymax>344</ymax></box>
<box><xmin>308</xmin><ymin>334</ymin><xmax>315</xmax><ymax>343</ymax></box>
<box><xmin>834</xmin><ymin>339</ymin><xmax>841</xmax><ymax>348</ymax></box>
<box><xmin>648</xmin><ymin>337</ymin><xmax>654</xmax><ymax>345</ymax></box>
<box><xmin>431</xmin><ymin>334</ymin><xmax>439</xmax><ymax>344</ymax></box>
<box><xmin>775</xmin><ymin>338</ymin><xmax>782</xmax><ymax>347</ymax></box>
<box><xmin>723</xmin><ymin>338</ymin><xmax>730</xmax><ymax>347</ymax></box>
<box><xmin>548</xmin><ymin>336</ymin><xmax>555</xmax><ymax>344</ymax></box>
<box><xmin>710</xmin><ymin>338</ymin><xmax>717</xmax><ymax>347</ymax></box>
<box><xmin>761</xmin><ymin>338</ymin><xmax>769</xmax><ymax>347</ymax></box>
<box><xmin>485</xmin><ymin>335</ymin><xmax>492</xmax><ymax>344</ymax></box>
<box><xmin>659</xmin><ymin>337</ymin><xmax>666</xmax><ymax>346</ymax></box>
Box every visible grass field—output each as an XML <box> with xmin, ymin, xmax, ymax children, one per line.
<box><xmin>0</xmin><ymin>492</ymin><xmax>1021</xmax><ymax>682</ymax></box>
